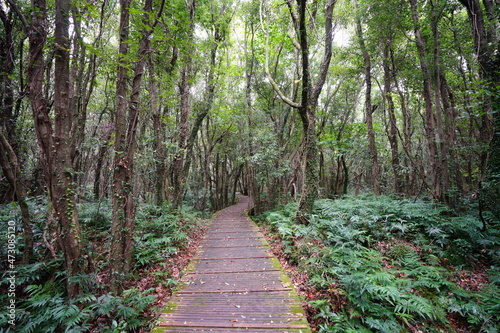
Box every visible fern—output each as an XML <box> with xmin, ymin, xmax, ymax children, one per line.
<box><xmin>91</xmin><ymin>288</ymin><xmax>156</xmax><ymax>332</ymax></box>
<box><xmin>364</xmin><ymin>317</ymin><xmax>402</xmax><ymax>332</ymax></box>
<box><xmin>133</xmin><ymin>203</ymin><xmax>195</xmax><ymax>268</ymax></box>
<box><xmin>258</xmin><ymin>195</ymin><xmax>500</xmax><ymax>332</ymax></box>
<box><xmin>394</xmin><ymin>294</ymin><xmax>438</xmax><ymax>321</ymax></box>
<box><xmin>11</xmin><ymin>284</ymin><xmax>93</xmax><ymax>333</ymax></box>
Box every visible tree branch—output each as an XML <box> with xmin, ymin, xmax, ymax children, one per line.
<box><xmin>310</xmin><ymin>0</ymin><xmax>336</xmax><ymax>105</ymax></box>
<box><xmin>5</xmin><ymin>0</ymin><xmax>29</xmax><ymax>29</ymax></box>
<box><xmin>260</xmin><ymin>0</ymin><xmax>300</xmax><ymax>108</ymax></box>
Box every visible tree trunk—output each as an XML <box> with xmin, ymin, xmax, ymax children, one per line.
<box><xmin>0</xmin><ymin>131</ymin><xmax>33</xmax><ymax>263</ymax></box>
<box><xmin>152</xmin><ymin>46</ymin><xmax>177</xmax><ymax>205</ymax></box>
<box><xmin>27</xmin><ymin>0</ymin><xmax>84</xmax><ymax>298</ymax></box>
<box><xmin>172</xmin><ymin>0</ymin><xmax>196</xmax><ymax>209</ymax></box>
<box><xmin>110</xmin><ymin>0</ymin><xmax>154</xmax><ymax>293</ymax></box>
<box><xmin>28</xmin><ymin>0</ymin><xmax>52</xmax><ymax>187</ymax></box>
<box><xmin>264</xmin><ymin>0</ymin><xmax>334</xmax><ymax>218</ymax></box>
<box><xmin>295</xmin><ymin>0</ymin><xmax>315</xmax><ymax>217</ymax></box>
<box><xmin>93</xmin><ymin>132</ymin><xmax>111</xmax><ymax>200</ymax></box>
<box><xmin>0</xmin><ymin>5</ymin><xmax>16</xmax><ymax>145</ymax></box>
<box><xmin>430</xmin><ymin>3</ymin><xmax>450</xmax><ymax>204</ymax></box>
<box><xmin>458</xmin><ymin>0</ymin><xmax>500</xmax><ymax>220</ymax></box>
<box><xmin>355</xmin><ymin>6</ymin><xmax>380</xmax><ymax>195</ymax></box>
<box><xmin>383</xmin><ymin>41</ymin><xmax>402</xmax><ymax>193</ymax></box>
<box><xmin>21</xmin><ymin>0</ymin><xmax>83</xmax><ymax>297</ymax></box>
<box><xmin>109</xmin><ymin>0</ymin><xmax>133</xmax><ymax>293</ymax></box>
<box><xmin>391</xmin><ymin>49</ymin><xmax>415</xmax><ymax>195</ymax></box>
<box><xmin>296</xmin><ymin>0</ymin><xmax>335</xmax><ymax>219</ymax></box>
<box><xmin>440</xmin><ymin>73</ymin><xmax>463</xmax><ymax>196</ymax></box>
<box><xmin>0</xmin><ymin>6</ymin><xmax>33</xmax><ymax>263</ymax></box>
<box><xmin>409</xmin><ymin>0</ymin><xmax>442</xmax><ymax>202</ymax></box>
<box><xmin>172</xmin><ymin>67</ymin><xmax>192</xmax><ymax>209</ymax></box>
<box><xmin>150</xmin><ymin>61</ymin><xmax>166</xmax><ymax>206</ymax></box>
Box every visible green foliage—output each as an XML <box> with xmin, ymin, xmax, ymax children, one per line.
<box><xmin>79</xmin><ymin>201</ymin><xmax>112</xmax><ymax>233</ymax></box>
<box><xmin>91</xmin><ymin>288</ymin><xmax>156</xmax><ymax>333</ymax></box>
<box><xmin>258</xmin><ymin>195</ymin><xmax>500</xmax><ymax>332</ymax></box>
<box><xmin>0</xmin><ymin>196</ymin><xmax>204</xmax><ymax>332</ymax></box>
<box><xmin>134</xmin><ymin>203</ymin><xmax>200</xmax><ymax>268</ymax></box>
<box><xmin>0</xmin><ymin>282</ymin><xmax>156</xmax><ymax>333</ymax></box>
<box><xmin>3</xmin><ymin>283</ymin><xmax>92</xmax><ymax>333</ymax></box>
<box><xmin>0</xmin><ymin>196</ymin><xmax>49</xmax><ymax>265</ymax></box>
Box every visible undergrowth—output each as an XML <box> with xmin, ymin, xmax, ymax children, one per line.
<box><xmin>0</xmin><ymin>199</ymin><xmax>206</xmax><ymax>332</ymax></box>
<box><xmin>258</xmin><ymin>195</ymin><xmax>500</xmax><ymax>333</ymax></box>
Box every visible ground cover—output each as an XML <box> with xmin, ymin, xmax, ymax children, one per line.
<box><xmin>254</xmin><ymin>195</ymin><xmax>500</xmax><ymax>333</ymax></box>
<box><xmin>0</xmin><ymin>198</ymin><xmax>208</xmax><ymax>332</ymax></box>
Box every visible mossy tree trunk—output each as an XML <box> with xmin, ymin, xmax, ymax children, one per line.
<box><xmin>110</xmin><ymin>0</ymin><xmax>155</xmax><ymax>294</ymax></box>
<box><xmin>25</xmin><ymin>0</ymin><xmax>83</xmax><ymax>298</ymax></box>
<box><xmin>265</xmin><ymin>0</ymin><xmax>335</xmax><ymax>221</ymax></box>
<box><xmin>458</xmin><ymin>0</ymin><xmax>500</xmax><ymax>221</ymax></box>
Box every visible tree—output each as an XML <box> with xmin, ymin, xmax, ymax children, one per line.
<box><xmin>0</xmin><ymin>3</ymin><xmax>33</xmax><ymax>264</ymax></box>
<box><xmin>408</xmin><ymin>0</ymin><xmax>444</xmax><ymax>203</ymax></box>
<box><xmin>382</xmin><ymin>40</ymin><xmax>403</xmax><ymax>193</ymax></box>
<box><xmin>354</xmin><ymin>0</ymin><xmax>380</xmax><ymax>195</ymax></box>
<box><xmin>23</xmin><ymin>0</ymin><xmax>84</xmax><ymax>298</ymax></box>
<box><xmin>171</xmin><ymin>0</ymin><xmax>197</xmax><ymax>209</ymax></box>
<box><xmin>457</xmin><ymin>0</ymin><xmax>500</xmax><ymax>222</ymax></box>
<box><xmin>170</xmin><ymin>0</ymin><xmax>232</xmax><ymax>209</ymax></box>
<box><xmin>263</xmin><ymin>0</ymin><xmax>336</xmax><ymax>220</ymax></box>
<box><xmin>109</xmin><ymin>0</ymin><xmax>158</xmax><ymax>293</ymax></box>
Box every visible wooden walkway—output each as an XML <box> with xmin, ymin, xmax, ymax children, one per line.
<box><xmin>152</xmin><ymin>196</ymin><xmax>311</xmax><ymax>333</ymax></box>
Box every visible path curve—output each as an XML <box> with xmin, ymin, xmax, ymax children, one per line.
<box><xmin>152</xmin><ymin>196</ymin><xmax>311</xmax><ymax>333</ymax></box>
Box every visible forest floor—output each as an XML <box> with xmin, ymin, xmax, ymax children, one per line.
<box><xmin>135</xmin><ymin>219</ymin><xmax>491</xmax><ymax>333</ymax></box>
<box><xmin>133</xmin><ymin>211</ymin><xmax>322</xmax><ymax>332</ymax></box>
<box><xmin>134</xmin><ymin>218</ymin><xmax>210</xmax><ymax>332</ymax></box>
<box><xmin>132</xmin><ymin>201</ymin><xmax>494</xmax><ymax>333</ymax></box>
<box><xmin>256</xmin><ymin>223</ymin><xmax>494</xmax><ymax>333</ymax></box>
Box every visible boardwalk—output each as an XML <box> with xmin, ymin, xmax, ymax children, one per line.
<box><xmin>152</xmin><ymin>196</ymin><xmax>311</xmax><ymax>333</ymax></box>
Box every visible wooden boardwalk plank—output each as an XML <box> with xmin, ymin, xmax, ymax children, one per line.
<box><xmin>201</xmin><ymin>238</ymin><xmax>269</xmax><ymax>248</ymax></box>
<box><xmin>198</xmin><ymin>245</ymin><xmax>273</xmax><ymax>258</ymax></box>
<box><xmin>152</xmin><ymin>196</ymin><xmax>311</xmax><ymax>333</ymax></box>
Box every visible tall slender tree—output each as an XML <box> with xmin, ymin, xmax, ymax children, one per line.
<box><xmin>409</xmin><ymin>0</ymin><xmax>442</xmax><ymax>201</ymax></box>
<box><xmin>354</xmin><ymin>0</ymin><xmax>380</xmax><ymax>195</ymax></box>
<box><xmin>172</xmin><ymin>0</ymin><xmax>197</xmax><ymax>209</ymax></box>
<box><xmin>457</xmin><ymin>0</ymin><xmax>500</xmax><ymax>220</ymax></box>
<box><xmin>23</xmin><ymin>0</ymin><xmax>83</xmax><ymax>297</ymax></box>
<box><xmin>382</xmin><ymin>41</ymin><xmax>402</xmax><ymax>193</ymax></box>
<box><xmin>109</xmin><ymin>0</ymin><xmax>158</xmax><ymax>293</ymax></box>
<box><xmin>0</xmin><ymin>3</ymin><xmax>33</xmax><ymax>263</ymax></box>
<box><xmin>263</xmin><ymin>0</ymin><xmax>336</xmax><ymax>220</ymax></box>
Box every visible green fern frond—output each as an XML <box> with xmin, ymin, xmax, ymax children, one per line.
<box><xmin>395</xmin><ymin>294</ymin><xmax>437</xmax><ymax>321</ymax></box>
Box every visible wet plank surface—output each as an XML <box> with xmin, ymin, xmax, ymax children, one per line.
<box><xmin>152</xmin><ymin>196</ymin><xmax>311</xmax><ymax>333</ymax></box>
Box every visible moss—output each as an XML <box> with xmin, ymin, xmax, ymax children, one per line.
<box><xmin>150</xmin><ymin>198</ymin><xmax>312</xmax><ymax>333</ymax></box>
<box><xmin>149</xmin><ymin>328</ymin><xmax>165</xmax><ymax>333</ymax></box>
<box><xmin>266</xmin><ymin>257</ymin><xmax>312</xmax><ymax>331</ymax></box>
<box><xmin>161</xmin><ymin>301</ymin><xmax>178</xmax><ymax>313</ymax></box>
<box><xmin>183</xmin><ymin>258</ymin><xmax>199</xmax><ymax>274</ymax></box>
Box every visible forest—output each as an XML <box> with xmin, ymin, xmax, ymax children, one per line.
<box><xmin>0</xmin><ymin>0</ymin><xmax>499</xmax><ymax>331</ymax></box>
